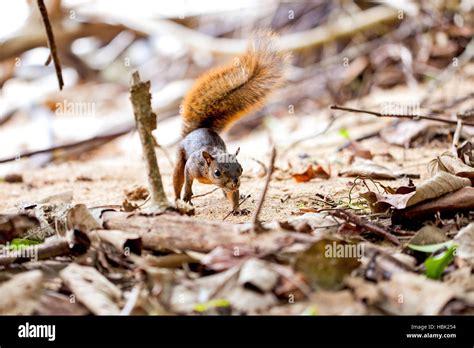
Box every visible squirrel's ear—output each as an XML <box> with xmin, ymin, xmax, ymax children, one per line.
<box><xmin>202</xmin><ymin>151</ymin><xmax>214</xmax><ymax>165</ymax></box>
<box><xmin>234</xmin><ymin>147</ymin><xmax>240</xmax><ymax>156</ymax></box>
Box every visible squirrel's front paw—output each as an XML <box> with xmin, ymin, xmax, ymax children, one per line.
<box><xmin>232</xmin><ymin>208</ymin><xmax>251</xmax><ymax>216</ymax></box>
<box><xmin>183</xmin><ymin>198</ymin><xmax>193</xmax><ymax>206</ymax></box>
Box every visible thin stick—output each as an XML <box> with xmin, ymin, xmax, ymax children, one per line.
<box><xmin>282</xmin><ymin>114</ymin><xmax>336</xmax><ymax>154</ymax></box>
<box><xmin>130</xmin><ymin>71</ymin><xmax>169</xmax><ymax>211</ymax></box>
<box><xmin>222</xmin><ymin>194</ymin><xmax>251</xmax><ymax>221</ymax></box>
<box><xmin>192</xmin><ymin>187</ymin><xmax>219</xmax><ymax>199</ymax></box>
<box><xmin>37</xmin><ymin>0</ymin><xmax>64</xmax><ymax>90</ymax></box>
<box><xmin>337</xmin><ymin>130</ymin><xmax>380</xmax><ymax>152</ymax></box>
<box><xmin>451</xmin><ymin>118</ymin><xmax>463</xmax><ymax>155</ymax></box>
<box><xmin>325</xmin><ymin>208</ymin><xmax>400</xmax><ymax>245</ymax></box>
<box><xmin>0</xmin><ymin>127</ymin><xmax>132</xmax><ymax>164</ymax></box>
<box><xmin>330</xmin><ymin>105</ymin><xmax>474</xmax><ymax>127</ymax></box>
<box><xmin>251</xmin><ymin>147</ymin><xmax>277</xmax><ymax>232</ymax></box>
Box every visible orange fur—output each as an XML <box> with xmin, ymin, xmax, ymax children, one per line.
<box><xmin>181</xmin><ymin>31</ymin><xmax>290</xmax><ymax>137</ymax></box>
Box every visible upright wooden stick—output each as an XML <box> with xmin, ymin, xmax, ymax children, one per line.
<box><xmin>130</xmin><ymin>71</ymin><xmax>169</xmax><ymax>211</ymax></box>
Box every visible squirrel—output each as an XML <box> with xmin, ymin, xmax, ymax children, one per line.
<box><xmin>173</xmin><ymin>31</ymin><xmax>289</xmax><ymax>214</ymax></box>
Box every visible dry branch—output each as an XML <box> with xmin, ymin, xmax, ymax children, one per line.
<box><xmin>130</xmin><ymin>71</ymin><xmax>169</xmax><ymax>211</ymax></box>
<box><xmin>222</xmin><ymin>194</ymin><xmax>251</xmax><ymax>221</ymax></box>
<box><xmin>252</xmin><ymin>147</ymin><xmax>277</xmax><ymax>233</ymax></box>
<box><xmin>0</xmin><ymin>230</ymin><xmax>90</xmax><ymax>266</ymax></box>
<box><xmin>0</xmin><ymin>21</ymin><xmax>143</xmax><ymax>61</ymax></box>
<box><xmin>101</xmin><ymin>211</ymin><xmax>316</xmax><ymax>253</ymax></box>
<box><xmin>0</xmin><ymin>126</ymin><xmax>133</xmax><ymax>164</ymax></box>
<box><xmin>37</xmin><ymin>0</ymin><xmax>64</xmax><ymax>90</ymax></box>
<box><xmin>326</xmin><ymin>209</ymin><xmax>400</xmax><ymax>245</ymax></box>
<box><xmin>103</xmin><ymin>211</ymin><xmax>246</xmax><ymax>252</ymax></box>
<box><xmin>101</xmin><ymin>6</ymin><xmax>399</xmax><ymax>55</ymax></box>
<box><xmin>330</xmin><ymin>105</ymin><xmax>474</xmax><ymax>127</ymax></box>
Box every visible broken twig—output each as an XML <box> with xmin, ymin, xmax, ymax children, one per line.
<box><xmin>222</xmin><ymin>194</ymin><xmax>251</xmax><ymax>221</ymax></box>
<box><xmin>37</xmin><ymin>0</ymin><xmax>64</xmax><ymax>90</ymax></box>
<box><xmin>0</xmin><ymin>126</ymin><xmax>133</xmax><ymax>164</ymax></box>
<box><xmin>130</xmin><ymin>71</ymin><xmax>169</xmax><ymax>212</ymax></box>
<box><xmin>325</xmin><ymin>208</ymin><xmax>400</xmax><ymax>245</ymax></box>
<box><xmin>252</xmin><ymin>147</ymin><xmax>277</xmax><ymax>233</ymax></box>
<box><xmin>330</xmin><ymin>105</ymin><xmax>474</xmax><ymax>127</ymax></box>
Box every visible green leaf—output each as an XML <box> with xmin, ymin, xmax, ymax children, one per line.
<box><xmin>193</xmin><ymin>303</ymin><xmax>207</xmax><ymax>313</ymax></box>
<box><xmin>339</xmin><ymin>128</ymin><xmax>350</xmax><ymax>140</ymax></box>
<box><xmin>208</xmin><ymin>299</ymin><xmax>230</xmax><ymax>308</ymax></box>
<box><xmin>407</xmin><ymin>240</ymin><xmax>453</xmax><ymax>253</ymax></box>
<box><xmin>9</xmin><ymin>238</ymin><xmax>41</xmax><ymax>250</ymax></box>
<box><xmin>424</xmin><ymin>244</ymin><xmax>457</xmax><ymax>280</ymax></box>
<box><xmin>303</xmin><ymin>306</ymin><xmax>319</xmax><ymax>315</ymax></box>
<box><xmin>193</xmin><ymin>298</ymin><xmax>230</xmax><ymax>313</ymax></box>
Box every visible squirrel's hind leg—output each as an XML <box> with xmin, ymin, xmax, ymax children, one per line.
<box><xmin>173</xmin><ymin>148</ymin><xmax>186</xmax><ymax>200</ymax></box>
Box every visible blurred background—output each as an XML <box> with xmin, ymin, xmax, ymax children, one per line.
<box><xmin>0</xmin><ymin>0</ymin><xmax>473</xmax><ymax>213</ymax></box>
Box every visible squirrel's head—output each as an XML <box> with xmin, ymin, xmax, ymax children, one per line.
<box><xmin>202</xmin><ymin>148</ymin><xmax>242</xmax><ymax>191</ymax></box>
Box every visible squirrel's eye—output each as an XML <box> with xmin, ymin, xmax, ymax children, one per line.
<box><xmin>214</xmin><ymin>170</ymin><xmax>221</xmax><ymax>177</ymax></box>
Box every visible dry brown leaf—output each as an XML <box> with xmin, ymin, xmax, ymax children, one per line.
<box><xmin>291</xmin><ymin>164</ymin><xmax>330</xmax><ymax>182</ymax></box>
<box><xmin>380</xmin><ymin>120</ymin><xmax>438</xmax><ymax>146</ymax></box>
<box><xmin>295</xmin><ymin>239</ymin><xmax>360</xmax><ymax>291</ymax></box>
<box><xmin>307</xmin><ymin>290</ymin><xmax>367</xmax><ymax>315</ymax></box>
<box><xmin>344</xmin><ymin>276</ymin><xmax>381</xmax><ymax>305</ymax></box>
<box><xmin>0</xmin><ymin>214</ymin><xmax>39</xmax><ymax>243</ymax></box>
<box><xmin>339</xmin><ymin>159</ymin><xmax>398</xmax><ymax>180</ymax></box>
<box><xmin>444</xmin><ymin>267</ymin><xmax>474</xmax><ymax>291</ymax></box>
<box><xmin>124</xmin><ymin>185</ymin><xmax>150</xmax><ymax>201</ymax></box>
<box><xmin>238</xmin><ymin>258</ymin><xmax>280</xmax><ymax>293</ymax></box>
<box><xmin>376</xmin><ymin>273</ymin><xmax>459</xmax><ymax>315</ymax></box>
<box><xmin>408</xmin><ymin>225</ymin><xmax>448</xmax><ymax>246</ymax></box>
<box><xmin>225</xmin><ymin>286</ymin><xmax>278</xmax><ymax>313</ymax></box>
<box><xmin>35</xmin><ymin>290</ymin><xmax>90</xmax><ymax>315</ymax></box>
<box><xmin>0</xmin><ymin>270</ymin><xmax>44</xmax><ymax>315</ymax></box>
<box><xmin>454</xmin><ymin>223</ymin><xmax>474</xmax><ymax>266</ymax></box>
<box><xmin>201</xmin><ymin>245</ymin><xmax>256</xmax><ymax>271</ymax></box>
<box><xmin>169</xmin><ymin>258</ymin><xmax>281</xmax><ymax>314</ymax></box>
<box><xmin>393</xmin><ymin>187</ymin><xmax>474</xmax><ymax>223</ymax></box>
<box><xmin>60</xmin><ymin>263</ymin><xmax>122</xmax><ymax>315</ymax></box>
<box><xmin>428</xmin><ymin>151</ymin><xmax>474</xmax><ymax>179</ymax></box>
<box><xmin>169</xmin><ymin>267</ymin><xmax>240</xmax><ymax>313</ymax></box>
<box><xmin>3</xmin><ymin>173</ymin><xmax>23</xmax><ymax>183</ymax></box>
<box><xmin>122</xmin><ymin>199</ymin><xmax>139</xmax><ymax>212</ymax></box>
<box><xmin>346</xmin><ymin>141</ymin><xmax>373</xmax><ymax>161</ymax></box>
<box><xmin>267</xmin><ymin>289</ymin><xmax>367</xmax><ymax>315</ymax></box>
<box><xmin>378</xmin><ymin>172</ymin><xmax>471</xmax><ymax>209</ymax></box>
<box><xmin>67</xmin><ymin>204</ymin><xmax>101</xmax><ymax>232</ymax></box>
<box><xmin>96</xmin><ymin>229</ymin><xmax>142</xmax><ymax>255</ymax></box>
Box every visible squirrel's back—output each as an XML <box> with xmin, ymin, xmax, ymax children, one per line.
<box><xmin>181</xmin><ymin>31</ymin><xmax>290</xmax><ymax>137</ymax></box>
